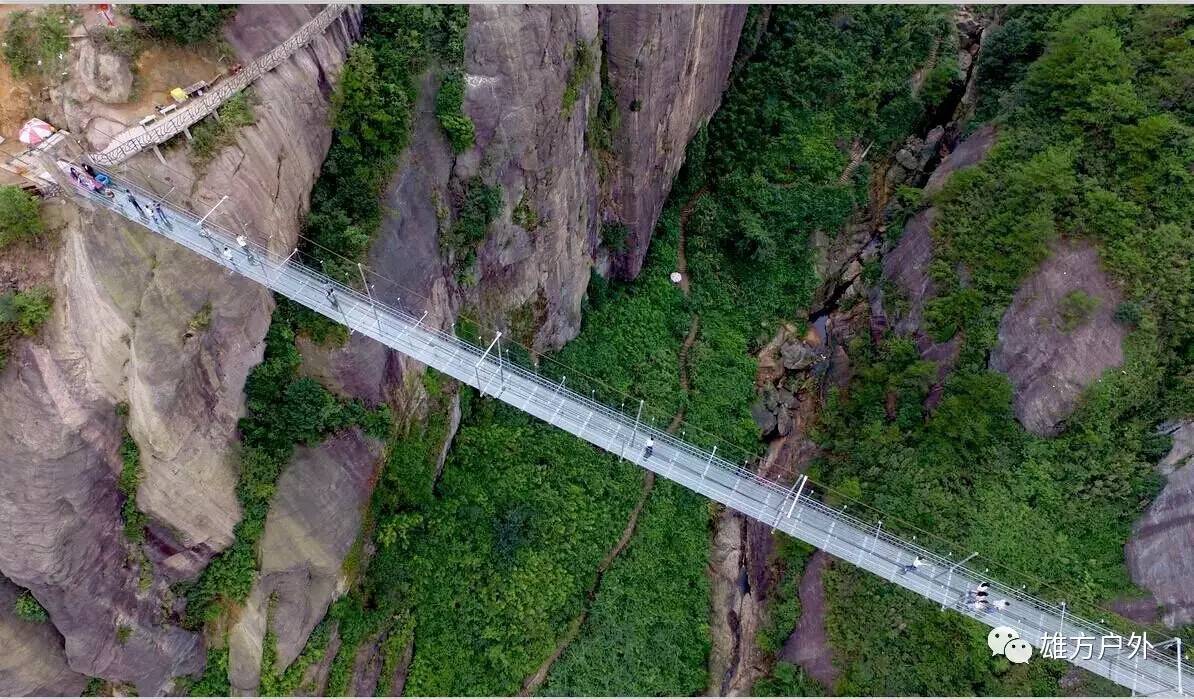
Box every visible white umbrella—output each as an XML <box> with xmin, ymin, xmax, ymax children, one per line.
<box><xmin>19</xmin><ymin>118</ymin><xmax>55</xmax><ymax>146</ymax></box>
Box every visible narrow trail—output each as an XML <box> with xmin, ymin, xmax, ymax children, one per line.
<box><xmin>518</xmin><ymin>190</ymin><xmax>706</xmax><ymax>696</ymax></box>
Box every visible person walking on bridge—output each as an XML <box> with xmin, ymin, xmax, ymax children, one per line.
<box><xmin>154</xmin><ymin>201</ymin><xmax>170</xmax><ymax>228</ymax></box>
<box><xmin>125</xmin><ymin>189</ymin><xmax>147</xmax><ymax>220</ymax></box>
<box><xmin>221</xmin><ymin>246</ymin><xmax>235</xmax><ymax>267</ymax></box>
<box><xmin>644</xmin><ymin>437</ymin><xmax>654</xmax><ymax>459</ymax></box>
<box><xmin>236</xmin><ymin>234</ymin><xmax>255</xmax><ymax>264</ymax></box>
<box><xmin>900</xmin><ymin>555</ymin><xmax>926</xmax><ymax>575</ymax></box>
<box><xmin>325</xmin><ymin>283</ymin><xmax>339</xmax><ymax>309</ymax></box>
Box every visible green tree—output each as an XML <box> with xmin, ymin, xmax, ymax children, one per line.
<box><xmin>13</xmin><ymin>590</ymin><xmax>49</xmax><ymax>622</ymax></box>
<box><xmin>0</xmin><ymin>186</ymin><xmax>43</xmax><ymax>247</ymax></box>
<box><xmin>127</xmin><ymin>5</ymin><xmax>235</xmax><ymax>45</ymax></box>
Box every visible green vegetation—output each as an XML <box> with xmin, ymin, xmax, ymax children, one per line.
<box><xmin>443</xmin><ymin>177</ymin><xmax>502</xmax><ymax>255</ymax></box>
<box><xmin>1058</xmin><ymin>289</ymin><xmax>1099</xmax><ymax>332</ymax></box>
<box><xmin>599</xmin><ymin>221</ymin><xmax>629</xmax><ymax>253</ymax></box>
<box><xmin>304</xmin><ymin>6</ymin><xmax>468</xmax><ymax>289</ymax></box>
<box><xmin>181</xmin><ymin>303</ymin><xmax>389</xmax><ymax>626</ymax></box>
<box><xmin>117</xmin><ymin>420</ymin><xmax>148</xmax><ymax>544</ymax></box>
<box><xmin>90</xmin><ymin>26</ymin><xmax>144</xmax><ymax>61</ymax></box>
<box><xmin>190</xmin><ymin>91</ymin><xmax>256</xmax><ymax>163</ymax></box>
<box><xmin>127</xmin><ymin>5</ymin><xmax>235</xmax><ymax>46</ymax></box>
<box><xmin>811</xmin><ymin>6</ymin><xmax>1192</xmax><ymax>695</ymax></box>
<box><xmin>540</xmin><ymin>480</ymin><xmax>711</xmax><ymax>695</ymax></box>
<box><xmin>435</xmin><ymin>71</ymin><xmax>475</xmax><ymax>153</ymax></box>
<box><xmin>0</xmin><ymin>287</ymin><xmax>54</xmax><ymax>369</ymax></box>
<box><xmin>512</xmin><ymin>193</ymin><xmax>540</xmax><ymax>231</ymax></box>
<box><xmin>561</xmin><ymin>40</ymin><xmax>597</xmax><ymax>114</ymax></box>
<box><xmin>13</xmin><ymin>589</ymin><xmax>48</xmax><ymax>622</ymax></box>
<box><xmin>82</xmin><ymin>677</ymin><xmax>105</xmax><ymax>697</ymax></box>
<box><xmin>184</xmin><ymin>647</ymin><xmax>231</xmax><ymax>697</ymax></box>
<box><xmin>260</xmin><ymin>618</ymin><xmax>332</xmax><ymax>696</ymax></box>
<box><xmin>187</xmin><ymin>302</ymin><xmax>212</xmax><ymax>335</ymax></box>
<box><xmin>586</xmin><ymin>50</ymin><xmax>619</xmax><ymax>165</ymax></box>
<box><xmin>1</xmin><ymin>8</ymin><xmax>73</xmax><ymax>80</ymax></box>
<box><xmin>116</xmin><ymin>624</ymin><xmax>133</xmax><ymax>645</ymax></box>
<box><xmin>0</xmin><ymin>186</ymin><xmax>43</xmax><ymax>248</ymax></box>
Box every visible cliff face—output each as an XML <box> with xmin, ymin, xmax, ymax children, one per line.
<box><xmin>600</xmin><ymin>5</ymin><xmax>747</xmax><ymax>280</ymax></box>
<box><xmin>0</xmin><ymin>578</ymin><xmax>86</xmax><ymax>696</ymax></box>
<box><xmin>0</xmin><ymin>6</ymin><xmax>359</xmax><ymax>693</ymax></box>
<box><xmin>1</xmin><ymin>5</ymin><xmax>742</xmax><ymax>691</ymax></box>
<box><xmin>309</xmin><ymin>4</ymin><xmax>744</xmax><ymax>405</ymax></box>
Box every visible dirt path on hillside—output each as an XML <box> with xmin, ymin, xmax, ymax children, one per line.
<box><xmin>519</xmin><ymin>192</ymin><xmax>705</xmax><ymax>696</ymax></box>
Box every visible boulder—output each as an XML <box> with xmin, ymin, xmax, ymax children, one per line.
<box><xmin>780</xmin><ymin>341</ymin><xmax>817</xmax><ymax>371</ymax></box>
<box><xmin>923</xmin><ymin>123</ymin><xmax>998</xmax><ymax>197</ymax></box>
<box><xmin>75</xmin><ymin>39</ymin><xmax>134</xmax><ymax>104</ymax></box>
<box><xmin>989</xmin><ymin>241</ymin><xmax>1126</xmax><ymax>436</ymax></box>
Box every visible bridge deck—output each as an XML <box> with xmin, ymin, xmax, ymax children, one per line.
<box><xmin>69</xmin><ymin>174</ymin><xmax>1189</xmax><ymax>696</ymax></box>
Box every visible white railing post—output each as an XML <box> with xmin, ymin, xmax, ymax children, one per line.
<box><xmin>197</xmin><ymin>194</ymin><xmax>228</xmax><ymax>228</ymax></box>
<box><xmin>622</xmin><ymin>399</ymin><xmax>643</xmax><ymax>461</ymax></box>
<box><xmin>701</xmin><ymin>446</ymin><xmax>717</xmax><ymax>480</ymax></box>
<box><xmin>358</xmin><ymin>262</ymin><xmax>382</xmax><ymax>335</ymax></box>
<box><xmin>475</xmin><ymin>332</ymin><xmax>501</xmax><ymax>396</ymax></box>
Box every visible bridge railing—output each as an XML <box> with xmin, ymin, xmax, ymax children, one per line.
<box><xmin>68</xmin><ymin>171</ymin><xmax>1191</xmax><ymax>695</ymax></box>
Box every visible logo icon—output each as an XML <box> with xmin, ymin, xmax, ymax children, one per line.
<box><xmin>988</xmin><ymin>626</ymin><xmax>1033</xmax><ymax>664</ymax></box>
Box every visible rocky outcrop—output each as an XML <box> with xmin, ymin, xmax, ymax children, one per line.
<box><xmin>0</xmin><ymin>269</ymin><xmax>204</xmax><ymax>692</ymax></box>
<box><xmin>923</xmin><ymin>123</ymin><xmax>997</xmax><ymax>197</ymax></box>
<box><xmin>989</xmin><ymin>241</ymin><xmax>1126</xmax><ymax>436</ymax></box>
<box><xmin>309</xmin><ymin>4</ymin><xmax>745</xmax><ymax>399</ymax></box>
<box><xmin>599</xmin><ymin>5</ymin><xmax>747</xmax><ymax>279</ymax></box>
<box><xmin>74</xmin><ymin>38</ymin><xmax>135</xmax><ymax>105</ymax></box>
<box><xmin>0</xmin><ymin>6</ymin><xmax>359</xmax><ymax>692</ymax></box>
<box><xmin>1126</xmin><ymin>421</ymin><xmax>1194</xmax><ymax>626</ymax></box>
<box><xmin>0</xmin><ymin>578</ymin><xmax>87</xmax><ymax>696</ymax></box>
<box><xmin>780</xmin><ymin>550</ymin><xmax>838</xmax><ymax>689</ymax></box>
<box><xmin>228</xmin><ymin>428</ymin><xmax>381</xmax><ymax>694</ymax></box>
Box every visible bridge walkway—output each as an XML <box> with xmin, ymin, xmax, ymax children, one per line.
<box><xmin>66</xmin><ymin>172</ymin><xmax>1189</xmax><ymax>696</ymax></box>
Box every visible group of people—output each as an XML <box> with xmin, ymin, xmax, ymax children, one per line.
<box><xmin>67</xmin><ymin>162</ymin><xmax>112</xmax><ymax>197</ymax></box>
<box><xmin>218</xmin><ymin>235</ymin><xmax>258</xmax><ymax>269</ymax></box>
<box><xmin>122</xmin><ymin>187</ymin><xmax>170</xmax><ymax>228</ymax></box>
<box><xmin>900</xmin><ymin>557</ymin><xmax>1012</xmax><ymax>614</ymax></box>
<box><xmin>965</xmin><ymin>581</ymin><xmax>1012</xmax><ymax>613</ymax></box>
<box><xmin>68</xmin><ymin>162</ymin><xmax>174</xmax><ymax>231</ymax></box>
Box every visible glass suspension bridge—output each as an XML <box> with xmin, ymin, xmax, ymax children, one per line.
<box><xmin>63</xmin><ymin>167</ymin><xmax>1189</xmax><ymax>696</ymax></box>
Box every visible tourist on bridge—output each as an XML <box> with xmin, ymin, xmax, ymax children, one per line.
<box><xmin>325</xmin><ymin>284</ymin><xmax>339</xmax><ymax>309</ymax></box>
<box><xmin>991</xmin><ymin>599</ymin><xmax>1011</xmax><ymax>612</ymax></box>
<box><xmin>236</xmin><ymin>234</ymin><xmax>256</xmax><ymax>263</ymax></box>
<box><xmin>644</xmin><ymin>437</ymin><xmax>654</xmax><ymax>458</ymax></box>
<box><xmin>125</xmin><ymin>189</ymin><xmax>147</xmax><ymax>219</ymax></box>
<box><xmin>899</xmin><ymin>555</ymin><xmax>926</xmax><ymax>575</ymax></box>
<box><xmin>154</xmin><ymin>201</ymin><xmax>170</xmax><ymax>227</ymax></box>
<box><xmin>221</xmin><ymin>246</ymin><xmax>235</xmax><ymax>265</ymax></box>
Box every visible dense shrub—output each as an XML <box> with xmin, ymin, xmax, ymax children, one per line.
<box><xmin>0</xmin><ymin>186</ymin><xmax>43</xmax><ymax>247</ymax></box>
<box><xmin>127</xmin><ymin>5</ymin><xmax>234</xmax><ymax>45</ymax></box>
<box><xmin>561</xmin><ymin>40</ymin><xmax>596</xmax><ymax>113</ymax></box>
<box><xmin>189</xmin><ymin>91</ymin><xmax>256</xmax><ymax>162</ymax></box>
<box><xmin>0</xmin><ymin>287</ymin><xmax>53</xmax><ymax>369</ymax></box>
<box><xmin>1</xmin><ymin>8</ymin><xmax>72</xmax><ymax>79</ymax></box>
<box><xmin>435</xmin><ymin>71</ymin><xmax>475</xmax><ymax>153</ymax></box>
<box><xmin>13</xmin><ymin>589</ymin><xmax>48</xmax><ymax>623</ymax></box>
